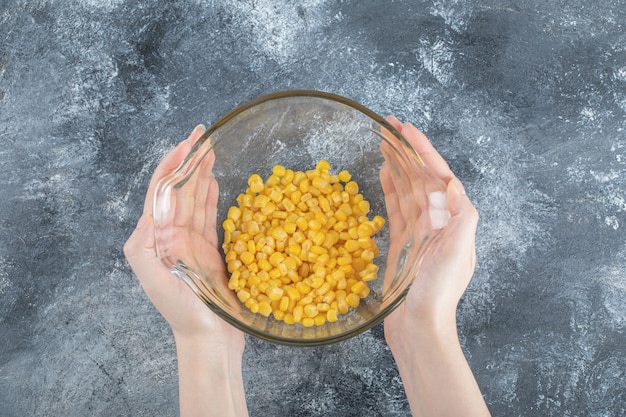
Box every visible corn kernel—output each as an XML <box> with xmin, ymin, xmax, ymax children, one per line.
<box><xmin>258</xmin><ymin>301</ymin><xmax>272</xmax><ymax>317</ymax></box>
<box><xmin>237</xmin><ymin>289</ymin><xmax>250</xmax><ymax>303</ymax></box>
<box><xmin>372</xmin><ymin>215</ymin><xmax>385</xmax><ymax>231</ymax></box>
<box><xmin>350</xmin><ymin>281</ymin><xmax>367</xmax><ymax>295</ymax></box>
<box><xmin>338</xmin><ymin>170</ymin><xmax>351</xmax><ymax>182</ymax></box>
<box><xmin>326</xmin><ymin>309</ymin><xmax>338</xmax><ymax>322</ymax></box>
<box><xmin>293</xmin><ymin>305</ymin><xmax>304</xmax><ymax>322</ymax></box>
<box><xmin>273</xmin><ymin>165</ymin><xmax>286</xmax><ymax>176</ymax></box>
<box><xmin>267</xmin><ymin>286</ymin><xmax>284</xmax><ymax>301</ymax></box>
<box><xmin>223</xmin><ymin>218</ymin><xmax>236</xmax><ymax>233</ymax></box>
<box><xmin>302</xmin><ymin>317</ymin><xmax>315</xmax><ymax>327</ymax></box>
<box><xmin>346</xmin><ymin>293</ymin><xmax>360</xmax><ymax>308</ymax></box>
<box><xmin>296</xmin><ymin>281</ymin><xmax>311</xmax><ymax>295</ymax></box>
<box><xmin>303</xmin><ymin>304</ymin><xmax>318</xmax><ymax>318</ymax></box>
<box><xmin>313</xmin><ymin>315</ymin><xmax>326</xmax><ymax>326</ymax></box>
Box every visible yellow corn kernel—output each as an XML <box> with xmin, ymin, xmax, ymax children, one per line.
<box><xmin>302</xmin><ymin>317</ymin><xmax>315</xmax><ymax>327</ymax></box>
<box><xmin>270</xmin><ymin>211</ymin><xmax>285</xmax><ymax>221</ymax></box>
<box><xmin>322</xmin><ymin>290</ymin><xmax>336</xmax><ymax>304</ymax></box>
<box><xmin>272</xmin><ymin>309</ymin><xmax>285</xmax><ymax>321</ymax></box>
<box><xmin>237</xmin><ymin>289</ymin><xmax>250</xmax><ymax>303</ymax></box>
<box><xmin>281</xmin><ymin>198</ymin><xmax>295</xmax><ymax>211</ymax></box>
<box><xmin>350</xmin><ymin>281</ymin><xmax>367</xmax><ymax>296</ymax></box>
<box><xmin>227</xmin><ymin>206</ymin><xmax>242</xmax><ymax>222</ymax></box>
<box><xmin>357</xmin><ymin>237</ymin><xmax>372</xmax><ymax>249</ymax></box>
<box><xmin>240</xmin><ymin>251</ymin><xmax>255</xmax><ymax>266</ymax></box>
<box><xmin>267</xmin><ymin>286</ymin><xmax>284</xmax><ymax>301</ymax></box>
<box><xmin>284</xmin><ymin>313</ymin><xmax>295</xmax><ymax>324</ymax></box>
<box><xmin>318</xmin><ymin>195</ymin><xmax>331</xmax><ymax>212</ymax></box>
<box><xmin>258</xmin><ymin>301</ymin><xmax>272</xmax><ymax>317</ymax></box>
<box><xmin>311</xmin><ymin>176</ymin><xmax>328</xmax><ymax>191</ymax></box>
<box><xmin>316</xmin><ymin>160</ymin><xmax>331</xmax><ymax>172</ymax></box>
<box><xmin>357</xmin><ymin>200</ymin><xmax>370</xmax><ymax>215</ymax></box>
<box><xmin>326</xmin><ymin>309</ymin><xmax>338</xmax><ymax>322</ymax></box>
<box><xmin>266</xmin><ymin>174</ymin><xmax>281</xmax><ymax>187</ymax></box>
<box><xmin>346</xmin><ymin>293</ymin><xmax>360</xmax><ymax>308</ymax></box>
<box><xmin>238</xmin><ymin>193</ymin><xmax>253</xmax><ymax>208</ymax></box>
<box><xmin>249</xmin><ymin>302</ymin><xmax>260</xmax><ymax>314</ymax></box>
<box><xmin>271</xmin><ymin>227</ymin><xmax>287</xmax><ymax>242</ymax></box>
<box><xmin>296</xmin><ymin>281</ymin><xmax>311</xmax><ymax>295</ymax></box>
<box><xmin>372</xmin><ymin>215</ymin><xmax>385</xmax><ymax>231</ymax></box>
<box><xmin>273</xmin><ymin>165</ymin><xmax>286</xmax><ymax>176</ymax></box>
<box><xmin>285</xmin><ymin>286</ymin><xmax>300</xmax><ymax>301</ymax></box>
<box><xmin>298</xmin><ymin>261</ymin><xmax>309</xmax><ymax>278</ymax></box>
<box><xmin>298</xmin><ymin>294</ymin><xmax>314</xmax><ymax>307</ymax></box>
<box><xmin>357</xmin><ymin>222</ymin><xmax>375</xmax><ymax>238</ymax></box>
<box><xmin>338</xmin><ymin>170</ymin><xmax>351</xmax><ymax>182</ymax></box>
<box><xmin>299</xmin><ymin>178</ymin><xmax>310</xmax><ymax>193</ymax></box>
<box><xmin>268</xmin><ymin>188</ymin><xmax>282</xmax><ymax>202</ymax></box>
<box><xmin>258</xmin><ymin>258</ymin><xmax>272</xmax><ymax>272</ymax></box>
<box><xmin>316</xmin><ymin>302</ymin><xmax>330</xmax><ymax>313</ymax></box>
<box><xmin>361</xmin><ymin>249</ymin><xmax>375</xmax><ymax>262</ymax></box>
<box><xmin>317</xmin><ymin>282</ymin><xmax>331</xmax><ymax>296</ymax></box>
<box><xmin>223</xmin><ymin>218</ymin><xmax>236</xmax><ymax>233</ymax></box>
<box><xmin>313</xmin><ymin>315</ymin><xmax>326</xmax><ymax>326</ymax></box>
<box><xmin>227</xmin><ymin>259</ymin><xmax>242</xmax><ymax>273</ymax></box>
<box><xmin>248</xmin><ymin>274</ymin><xmax>261</xmax><ymax>288</ymax></box>
<box><xmin>258</xmin><ymin>282</ymin><xmax>270</xmax><ymax>294</ymax></box>
<box><xmin>283</xmin><ymin>256</ymin><xmax>297</xmax><ymax>270</ymax></box>
<box><xmin>361</xmin><ymin>272</ymin><xmax>377</xmax><ymax>282</ymax></box>
<box><xmin>269</xmin><ymin>251</ymin><xmax>284</xmax><ymax>267</ymax></box>
<box><xmin>310</xmin><ymin>276</ymin><xmax>325</xmax><ymax>289</ymax></box>
<box><xmin>344</xmin><ymin>239</ymin><xmax>360</xmax><ymax>252</ymax></box>
<box><xmin>283</xmin><ymin>169</ymin><xmax>295</xmax><ymax>183</ymax></box>
<box><xmin>279</xmin><ymin>296</ymin><xmax>290</xmax><ymax>312</ymax></box>
<box><xmin>291</xmin><ymin>171</ymin><xmax>304</xmax><ymax>185</ymax></box>
<box><xmin>337</xmin><ymin>277</ymin><xmax>347</xmax><ymax>290</ymax></box>
<box><xmin>337</xmin><ymin>298</ymin><xmax>349</xmax><ymax>314</ymax></box>
<box><xmin>248</xmin><ymin>174</ymin><xmax>265</xmax><ymax>193</ymax></box>
<box><xmin>303</xmin><ymin>304</ymin><xmax>318</xmax><ymax>318</ymax></box>
<box><xmin>286</xmin><ymin>244</ymin><xmax>301</xmax><ymax>257</ymax></box>
<box><xmin>293</xmin><ymin>305</ymin><xmax>304</xmax><ymax>322</ymax></box>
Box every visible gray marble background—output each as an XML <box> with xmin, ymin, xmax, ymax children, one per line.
<box><xmin>1</xmin><ymin>0</ymin><xmax>624</xmax><ymax>416</ymax></box>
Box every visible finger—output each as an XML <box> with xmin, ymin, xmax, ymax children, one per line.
<box><xmin>123</xmin><ymin>214</ymin><xmax>182</xmax><ymax>300</ymax></box>
<box><xmin>191</xmin><ymin>152</ymin><xmax>215</xmax><ymax>233</ymax></box>
<box><xmin>439</xmin><ymin>178</ymin><xmax>479</xmax><ymax>257</ymax></box>
<box><xmin>386</xmin><ymin>115</ymin><xmax>404</xmax><ymax>132</ymax></box>
<box><xmin>203</xmin><ymin>176</ymin><xmax>220</xmax><ymax>247</ymax></box>
<box><xmin>402</xmin><ymin>122</ymin><xmax>454</xmax><ymax>183</ymax></box>
<box><xmin>143</xmin><ymin>124</ymin><xmax>207</xmax><ymax>215</ymax></box>
<box><xmin>380</xmin><ymin>163</ymin><xmax>406</xmax><ymax>241</ymax></box>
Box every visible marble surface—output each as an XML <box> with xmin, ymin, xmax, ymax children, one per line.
<box><xmin>1</xmin><ymin>0</ymin><xmax>624</xmax><ymax>415</ymax></box>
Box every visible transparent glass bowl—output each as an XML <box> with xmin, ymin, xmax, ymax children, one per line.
<box><xmin>153</xmin><ymin>91</ymin><xmax>448</xmax><ymax>346</ymax></box>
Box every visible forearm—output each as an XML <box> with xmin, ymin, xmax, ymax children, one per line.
<box><xmin>389</xmin><ymin>316</ymin><xmax>490</xmax><ymax>417</ymax></box>
<box><xmin>174</xmin><ymin>335</ymin><xmax>249</xmax><ymax>417</ymax></box>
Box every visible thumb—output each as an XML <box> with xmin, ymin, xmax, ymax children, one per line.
<box><xmin>436</xmin><ymin>178</ymin><xmax>478</xmax><ymax>265</ymax></box>
<box><xmin>123</xmin><ymin>213</ymin><xmax>157</xmax><ymax>267</ymax></box>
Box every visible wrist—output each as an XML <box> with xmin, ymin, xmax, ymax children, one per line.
<box><xmin>174</xmin><ymin>331</ymin><xmax>245</xmax><ymax>360</ymax></box>
<box><xmin>174</xmin><ymin>331</ymin><xmax>248</xmax><ymax>417</ymax></box>
<box><xmin>385</xmin><ymin>308</ymin><xmax>459</xmax><ymax>360</ymax></box>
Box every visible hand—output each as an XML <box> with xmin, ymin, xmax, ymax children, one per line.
<box><xmin>381</xmin><ymin>116</ymin><xmax>479</xmax><ymax>349</ymax></box>
<box><xmin>380</xmin><ymin>117</ymin><xmax>489</xmax><ymax>417</ymax></box>
<box><xmin>123</xmin><ymin>125</ymin><xmax>244</xmax><ymax>351</ymax></box>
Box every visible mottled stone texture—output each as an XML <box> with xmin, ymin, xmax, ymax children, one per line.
<box><xmin>0</xmin><ymin>0</ymin><xmax>624</xmax><ymax>416</ymax></box>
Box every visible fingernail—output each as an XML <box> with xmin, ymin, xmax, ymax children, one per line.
<box><xmin>195</xmin><ymin>124</ymin><xmax>206</xmax><ymax>131</ymax></box>
<box><xmin>452</xmin><ymin>177</ymin><xmax>466</xmax><ymax>195</ymax></box>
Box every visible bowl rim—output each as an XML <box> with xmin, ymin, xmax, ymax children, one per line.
<box><xmin>157</xmin><ymin>90</ymin><xmax>428</xmax><ymax>346</ymax></box>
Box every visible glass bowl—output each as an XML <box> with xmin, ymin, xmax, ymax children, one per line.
<box><xmin>153</xmin><ymin>90</ymin><xmax>448</xmax><ymax>346</ymax></box>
